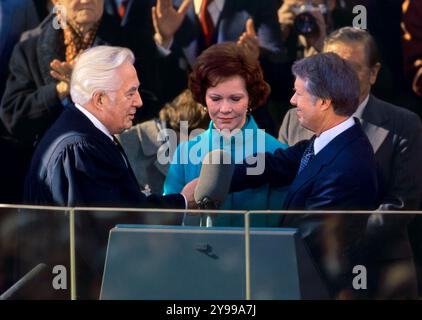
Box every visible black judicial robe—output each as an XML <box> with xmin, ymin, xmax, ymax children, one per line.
<box><xmin>24</xmin><ymin>104</ymin><xmax>184</xmax><ymax>209</ymax></box>
<box><xmin>18</xmin><ymin>104</ymin><xmax>184</xmax><ymax>299</ymax></box>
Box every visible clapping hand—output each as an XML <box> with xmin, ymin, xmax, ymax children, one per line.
<box><xmin>237</xmin><ymin>18</ymin><xmax>260</xmax><ymax>61</ymax></box>
<box><xmin>152</xmin><ymin>0</ymin><xmax>192</xmax><ymax>48</ymax></box>
<box><xmin>50</xmin><ymin>59</ymin><xmax>74</xmax><ymax>100</ymax></box>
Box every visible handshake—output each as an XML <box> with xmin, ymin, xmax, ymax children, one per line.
<box><xmin>180</xmin><ymin>150</ymin><xmax>235</xmax><ymax>209</ymax></box>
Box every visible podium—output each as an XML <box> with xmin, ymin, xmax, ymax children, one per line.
<box><xmin>100</xmin><ymin>225</ymin><xmax>329</xmax><ymax>299</ymax></box>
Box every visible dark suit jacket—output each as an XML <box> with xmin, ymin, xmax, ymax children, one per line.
<box><xmin>278</xmin><ymin>96</ymin><xmax>422</xmax><ymax>298</ymax></box>
<box><xmin>279</xmin><ymin>95</ymin><xmax>422</xmax><ymax>258</ymax></box>
<box><xmin>104</xmin><ymin>0</ymin><xmax>161</xmax><ymax>122</ymax></box>
<box><xmin>24</xmin><ymin>104</ymin><xmax>184</xmax><ymax>209</ymax></box>
<box><xmin>232</xmin><ymin>120</ymin><xmax>378</xmax><ymax>296</ymax></box>
<box><xmin>159</xmin><ymin>0</ymin><xmax>285</xmax><ymax>101</ymax></box>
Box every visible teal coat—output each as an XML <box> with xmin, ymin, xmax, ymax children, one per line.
<box><xmin>164</xmin><ymin>116</ymin><xmax>288</xmax><ymax>226</ymax></box>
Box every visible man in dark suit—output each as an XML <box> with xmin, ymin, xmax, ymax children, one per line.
<box><xmin>279</xmin><ymin>27</ymin><xmax>422</xmax><ymax>299</ymax></box>
<box><xmin>228</xmin><ymin>52</ymin><xmax>378</xmax><ymax>298</ymax></box>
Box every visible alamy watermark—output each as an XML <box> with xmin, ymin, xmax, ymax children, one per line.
<box><xmin>352</xmin><ymin>5</ymin><xmax>367</xmax><ymax>30</ymax></box>
<box><xmin>154</xmin><ymin>121</ymin><xmax>267</xmax><ymax>175</ymax></box>
<box><xmin>52</xmin><ymin>265</ymin><xmax>67</xmax><ymax>290</ymax></box>
<box><xmin>352</xmin><ymin>265</ymin><xmax>367</xmax><ymax>290</ymax></box>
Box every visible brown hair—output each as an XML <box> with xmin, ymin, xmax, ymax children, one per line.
<box><xmin>159</xmin><ymin>89</ymin><xmax>210</xmax><ymax>131</ymax></box>
<box><xmin>189</xmin><ymin>42</ymin><xmax>270</xmax><ymax>110</ymax></box>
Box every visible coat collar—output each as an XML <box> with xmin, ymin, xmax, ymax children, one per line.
<box><xmin>361</xmin><ymin>94</ymin><xmax>390</xmax><ymax>126</ymax></box>
<box><xmin>65</xmin><ymin>104</ymin><xmax>140</xmax><ymax>185</ymax></box>
<box><xmin>360</xmin><ymin>94</ymin><xmax>390</xmax><ymax>153</ymax></box>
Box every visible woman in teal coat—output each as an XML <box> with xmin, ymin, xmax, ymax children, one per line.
<box><xmin>163</xmin><ymin>42</ymin><xmax>288</xmax><ymax>226</ymax></box>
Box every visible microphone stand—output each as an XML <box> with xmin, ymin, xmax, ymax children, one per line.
<box><xmin>197</xmin><ymin>197</ymin><xmax>216</xmax><ymax>227</ymax></box>
<box><xmin>0</xmin><ymin>263</ymin><xmax>47</xmax><ymax>300</ymax></box>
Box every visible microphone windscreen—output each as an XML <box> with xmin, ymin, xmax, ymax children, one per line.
<box><xmin>194</xmin><ymin>150</ymin><xmax>234</xmax><ymax>207</ymax></box>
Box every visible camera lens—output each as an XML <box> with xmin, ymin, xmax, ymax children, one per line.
<box><xmin>294</xmin><ymin>12</ymin><xmax>319</xmax><ymax>36</ymax></box>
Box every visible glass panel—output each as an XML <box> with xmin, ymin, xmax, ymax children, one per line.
<box><xmin>74</xmin><ymin>208</ymin><xmax>247</xmax><ymax>300</ymax></box>
<box><xmin>0</xmin><ymin>206</ymin><xmax>419</xmax><ymax>300</ymax></box>
<box><xmin>0</xmin><ymin>206</ymin><xmax>70</xmax><ymax>299</ymax></box>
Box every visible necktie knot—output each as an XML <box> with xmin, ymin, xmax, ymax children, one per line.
<box><xmin>298</xmin><ymin>136</ymin><xmax>315</xmax><ymax>174</ymax></box>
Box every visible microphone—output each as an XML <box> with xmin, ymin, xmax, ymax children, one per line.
<box><xmin>194</xmin><ymin>150</ymin><xmax>234</xmax><ymax>226</ymax></box>
<box><xmin>0</xmin><ymin>263</ymin><xmax>47</xmax><ymax>300</ymax></box>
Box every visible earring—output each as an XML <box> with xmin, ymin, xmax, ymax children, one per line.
<box><xmin>247</xmin><ymin>105</ymin><xmax>252</xmax><ymax>114</ymax></box>
<box><xmin>203</xmin><ymin>106</ymin><xmax>208</xmax><ymax>112</ymax></box>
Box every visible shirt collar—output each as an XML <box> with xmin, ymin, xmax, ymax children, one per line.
<box><xmin>194</xmin><ymin>0</ymin><xmax>225</xmax><ymax>20</ymax></box>
<box><xmin>74</xmin><ymin>103</ymin><xmax>114</xmax><ymax>141</ymax></box>
<box><xmin>353</xmin><ymin>94</ymin><xmax>370</xmax><ymax>119</ymax></box>
<box><xmin>313</xmin><ymin>117</ymin><xmax>355</xmax><ymax>155</ymax></box>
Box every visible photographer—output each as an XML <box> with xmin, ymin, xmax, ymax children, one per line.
<box><xmin>278</xmin><ymin>0</ymin><xmax>351</xmax><ymax>59</ymax></box>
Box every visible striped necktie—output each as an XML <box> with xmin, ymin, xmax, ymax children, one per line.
<box><xmin>297</xmin><ymin>136</ymin><xmax>315</xmax><ymax>174</ymax></box>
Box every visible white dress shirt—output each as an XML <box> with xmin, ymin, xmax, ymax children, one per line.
<box><xmin>313</xmin><ymin>117</ymin><xmax>356</xmax><ymax>155</ymax></box>
<box><xmin>194</xmin><ymin>0</ymin><xmax>225</xmax><ymax>26</ymax></box>
<box><xmin>353</xmin><ymin>94</ymin><xmax>370</xmax><ymax>120</ymax></box>
<box><xmin>74</xmin><ymin>103</ymin><xmax>114</xmax><ymax>141</ymax></box>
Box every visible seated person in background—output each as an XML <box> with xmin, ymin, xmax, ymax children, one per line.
<box><xmin>279</xmin><ymin>27</ymin><xmax>422</xmax><ymax>299</ymax></box>
<box><xmin>164</xmin><ymin>42</ymin><xmax>288</xmax><ymax>227</ymax></box>
<box><xmin>117</xmin><ymin>89</ymin><xmax>210</xmax><ymax>195</ymax></box>
<box><xmin>24</xmin><ymin>45</ymin><xmax>193</xmax><ymax>208</ymax></box>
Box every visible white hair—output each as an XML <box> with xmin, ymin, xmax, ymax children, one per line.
<box><xmin>70</xmin><ymin>46</ymin><xmax>135</xmax><ymax>106</ymax></box>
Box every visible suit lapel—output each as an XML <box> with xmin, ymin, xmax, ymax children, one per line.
<box><xmin>283</xmin><ymin>155</ymin><xmax>324</xmax><ymax>209</ymax></box>
<box><xmin>216</xmin><ymin>0</ymin><xmax>248</xmax><ymax>43</ymax></box>
<box><xmin>180</xmin><ymin>4</ymin><xmax>201</xmax><ymax>67</ymax></box>
<box><xmin>114</xmin><ymin>137</ymin><xmax>140</xmax><ymax>187</ymax></box>
<box><xmin>361</xmin><ymin>95</ymin><xmax>390</xmax><ymax>154</ymax></box>
<box><xmin>360</xmin><ymin>119</ymin><xmax>388</xmax><ymax>154</ymax></box>
<box><xmin>284</xmin><ymin>122</ymin><xmax>363</xmax><ymax>209</ymax></box>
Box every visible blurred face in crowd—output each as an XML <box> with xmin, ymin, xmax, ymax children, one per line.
<box><xmin>291</xmin><ymin>76</ymin><xmax>325</xmax><ymax>133</ymax></box>
<box><xmin>99</xmin><ymin>61</ymin><xmax>142</xmax><ymax>134</ymax></box>
<box><xmin>284</xmin><ymin>0</ymin><xmax>336</xmax><ymax>10</ymax></box>
<box><xmin>54</xmin><ymin>0</ymin><xmax>104</xmax><ymax>28</ymax></box>
<box><xmin>205</xmin><ymin>75</ymin><xmax>249</xmax><ymax>132</ymax></box>
<box><xmin>324</xmin><ymin>41</ymin><xmax>380</xmax><ymax>104</ymax></box>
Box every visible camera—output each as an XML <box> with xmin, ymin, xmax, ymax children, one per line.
<box><xmin>292</xmin><ymin>2</ymin><xmax>328</xmax><ymax>36</ymax></box>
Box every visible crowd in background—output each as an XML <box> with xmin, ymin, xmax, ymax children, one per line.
<box><xmin>1</xmin><ymin>0</ymin><xmax>422</xmax><ymax>299</ymax></box>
